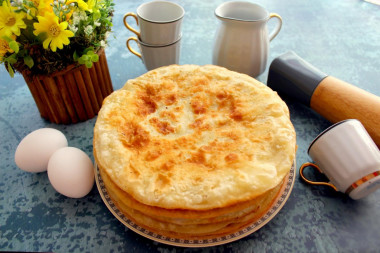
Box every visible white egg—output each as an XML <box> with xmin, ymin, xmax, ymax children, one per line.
<box><xmin>47</xmin><ymin>147</ymin><xmax>94</xmax><ymax>198</ymax></box>
<box><xmin>15</xmin><ymin>128</ymin><xmax>68</xmax><ymax>173</ymax></box>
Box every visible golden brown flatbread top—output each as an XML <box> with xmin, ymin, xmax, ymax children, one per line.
<box><xmin>93</xmin><ymin>65</ymin><xmax>296</xmax><ymax>210</ymax></box>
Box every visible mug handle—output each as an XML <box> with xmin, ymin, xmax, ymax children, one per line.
<box><xmin>126</xmin><ymin>37</ymin><xmax>142</xmax><ymax>59</ymax></box>
<box><xmin>268</xmin><ymin>13</ymin><xmax>282</xmax><ymax>42</ymax></box>
<box><xmin>123</xmin><ymin>12</ymin><xmax>140</xmax><ymax>37</ymax></box>
<box><xmin>299</xmin><ymin>162</ymin><xmax>338</xmax><ymax>191</ymax></box>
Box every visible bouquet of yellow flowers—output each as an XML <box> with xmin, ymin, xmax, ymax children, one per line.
<box><xmin>0</xmin><ymin>0</ymin><xmax>114</xmax><ymax>77</ymax></box>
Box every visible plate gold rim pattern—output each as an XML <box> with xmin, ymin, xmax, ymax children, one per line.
<box><xmin>95</xmin><ymin>162</ymin><xmax>296</xmax><ymax>247</ymax></box>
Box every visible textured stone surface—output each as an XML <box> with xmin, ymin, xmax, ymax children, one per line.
<box><xmin>1</xmin><ymin>0</ymin><xmax>379</xmax><ymax>252</ymax></box>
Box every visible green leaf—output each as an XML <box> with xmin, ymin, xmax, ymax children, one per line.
<box><xmin>73</xmin><ymin>51</ymin><xmax>79</xmax><ymax>61</ymax></box>
<box><xmin>9</xmin><ymin>41</ymin><xmax>19</xmax><ymax>53</ymax></box>
<box><xmin>83</xmin><ymin>47</ymin><xmax>94</xmax><ymax>54</ymax></box>
<box><xmin>26</xmin><ymin>1</ymin><xmax>34</xmax><ymax>7</ymax></box>
<box><xmin>24</xmin><ymin>56</ymin><xmax>34</xmax><ymax>69</ymax></box>
<box><xmin>93</xmin><ymin>10</ymin><xmax>101</xmax><ymax>20</ymax></box>
<box><xmin>7</xmin><ymin>62</ymin><xmax>14</xmax><ymax>78</ymax></box>
<box><xmin>91</xmin><ymin>54</ymin><xmax>99</xmax><ymax>62</ymax></box>
<box><xmin>1</xmin><ymin>35</ymin><xmax>12</xmax><ymax>42</ymax></box>
<box><xmin>78</xmin><ymin>58</ymin><xmax>86</xmax><ymax>65</ymax></box>
<box><xmin>36</xmin><ymin>32</ymin><xmax>48</xmax><ymax>42</ymax></box>
<box><xmin>81</xmin><ymin>55</ymin><xmax>89</xmax><ymax>61</ymax></box>
<box><xmin>85</xmin><ymin>61</ymin><xmax>93</xmax><ymax>68</ymax></box>
<box><xmin>7</xmin><ymin>55</ymin><xmax>17</xmax><ymax>64</ymax></box>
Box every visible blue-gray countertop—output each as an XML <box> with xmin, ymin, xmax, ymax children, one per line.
<box><xmin>1</xmin><ymin>0</ymin><xmax>379</xmax><ymax>252</ymax></box>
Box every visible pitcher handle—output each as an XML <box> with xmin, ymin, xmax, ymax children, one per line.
<box><xmin>126</xmin><ymin>37</ymin><xmax>142</xmax><ymax>59</ymax></box>
<box><xmin>123</xmin><ymin>12</ymin><xmax>140</xmax><ymax>38</ymax></box>
<box><xmin>299</xmin><ymin>162</ymin><xmax>338</xmax><ymax>191</ymax></box>
<box><xmin>268</xmin><ymin>13</ymin><xmax>282</xmax><ymax>42</ymax></box>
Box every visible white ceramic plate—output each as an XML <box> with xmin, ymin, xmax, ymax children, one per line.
<box><xmin>95</xmin><ymin>162</ymin><xmax>295</xmax><ymax>247</ymax></box>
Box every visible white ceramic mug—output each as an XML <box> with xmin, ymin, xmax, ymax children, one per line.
<box><xmin>123</xmin><ymin>1</ymin><xmax>184</xmax><ymax>45</ymax></box>
<box><xmin>212</xmin><ymin>1</ymin><xmax>282</xmax><ymax>77</ymax></box>
<box><xmin>126</xmin><ymin>36</ymin><xmax>181</xmax><ymax>71</ymax></box>
<box><xmin>300</xmin><ymin>119</ymin><xmax>380</xmax><ymax>200</ymax></box>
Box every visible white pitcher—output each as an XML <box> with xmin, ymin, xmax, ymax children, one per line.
<box><xmin>212</xmin><ymin>1</ymin><xmax>282</xmax><ymax>77</ymax></box>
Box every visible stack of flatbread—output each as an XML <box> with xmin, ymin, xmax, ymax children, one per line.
<box><xmin>93</xmin><ymin>65</ymin><xmax>296</xmax><ymax>239</ymax></box>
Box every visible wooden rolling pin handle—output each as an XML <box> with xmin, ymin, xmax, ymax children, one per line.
<box><xmin>268</xmin><ymin>51</ymin><xmax>380</xmax><ymax>148</ymax></box>
<box><xmin>311</xmin><ymin>76</ymin><xmax>380</xmax><ymax>147</ymax></box>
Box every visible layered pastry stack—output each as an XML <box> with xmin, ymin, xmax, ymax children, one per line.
<box><xmin>93</xmin><ymin>65</ymin><xmax>296</xmax><ymax>239</ymax></box>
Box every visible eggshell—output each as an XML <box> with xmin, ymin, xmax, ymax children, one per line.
<box><xmin>15</xmin><ymin>128</ymin><xmax>68</xmax><ymax>173</ymax></box>
<box><xmin>47</xmin><ymin>147</ymin><xmax>94</xmax><ymax>198</ymax></box>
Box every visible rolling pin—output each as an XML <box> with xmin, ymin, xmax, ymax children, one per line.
<box><xmin>267</xmin><ymin>51</ymin><xmax>380</xmax><ymax>147</ymax></box>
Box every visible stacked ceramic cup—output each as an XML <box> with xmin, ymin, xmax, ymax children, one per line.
<box><xmin>124</xmin><ymin>1</ymin><xmax>185</xmax><ymax>71</ymax></box>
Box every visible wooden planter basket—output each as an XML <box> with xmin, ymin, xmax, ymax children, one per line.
<box><xmin>22</xmin><ymin>49</ymin><xmax>113</xmax><ymax>124</ymax></box>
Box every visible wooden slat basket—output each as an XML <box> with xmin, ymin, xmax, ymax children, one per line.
<box><xmin>22</xmin><ymin>49</ymin><xmax>113</xmax><ymax>124</ymax></box>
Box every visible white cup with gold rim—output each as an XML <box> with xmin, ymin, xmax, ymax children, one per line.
<box><xmin>123</xmin><ymin>1</ymin><xmax>184</xmax><ymax>45</ymax></box>
<box><xmin>300</xmin><ymin>119</ymin><xmax>380</xmax><ymax>199</ymax></box>
<box><xmin>126</xmin><ymin>36</ymin><xmax>181</xmax><ymax>71</ymax></box>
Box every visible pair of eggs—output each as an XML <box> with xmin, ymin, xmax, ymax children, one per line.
<box><xmin>14</xmin><ymin>128</ymin><xmax>94</xmax><ymax>198</ymax></box>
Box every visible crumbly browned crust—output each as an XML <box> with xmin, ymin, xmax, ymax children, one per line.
<box><xmin>93</xmin><ymin>64</ymin><xmax>296</xmax><ymax>211</ymax></box>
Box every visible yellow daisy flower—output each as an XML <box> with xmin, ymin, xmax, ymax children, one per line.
<box><xmin>87</xmin><ymin>0</ymin><xmax>96</xmax><ymax>11</ymax></box>
<box><xmin>0</xmin><ymin>3</ymin><xmax>27</xmax><ymax>37</ymax></box>
<box><xmin>0</xmin><ymin>39</ymin><xmax>12</xmax><ymax>59</ymax></box>
<box><xmin>33</xmin><ymin>12</ymin><xmax>74</xmax><ymax>52</ymax></box>
<box><xmin>86</xmin><ymin>0</ymin><xmax>105</xmax><ymax>12</ymax></box>
<box><xmin>27</xmin><ymin>0</ymin><xmax>54</xmax><ymax>19</ymax></box>
<box><xmin>64</xmin><ymin>0</ymin><xmax>88</xmax><ymax>20</ymax></box>
<box><xmin>66</xmin><ymin>0</ymin><xmax>89</xmax><ymax>11</ymax></box>
<box><xmin>0</xmin><ymin>31</ymin><xmax>15</xmax><ymax>60</ymax></box>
